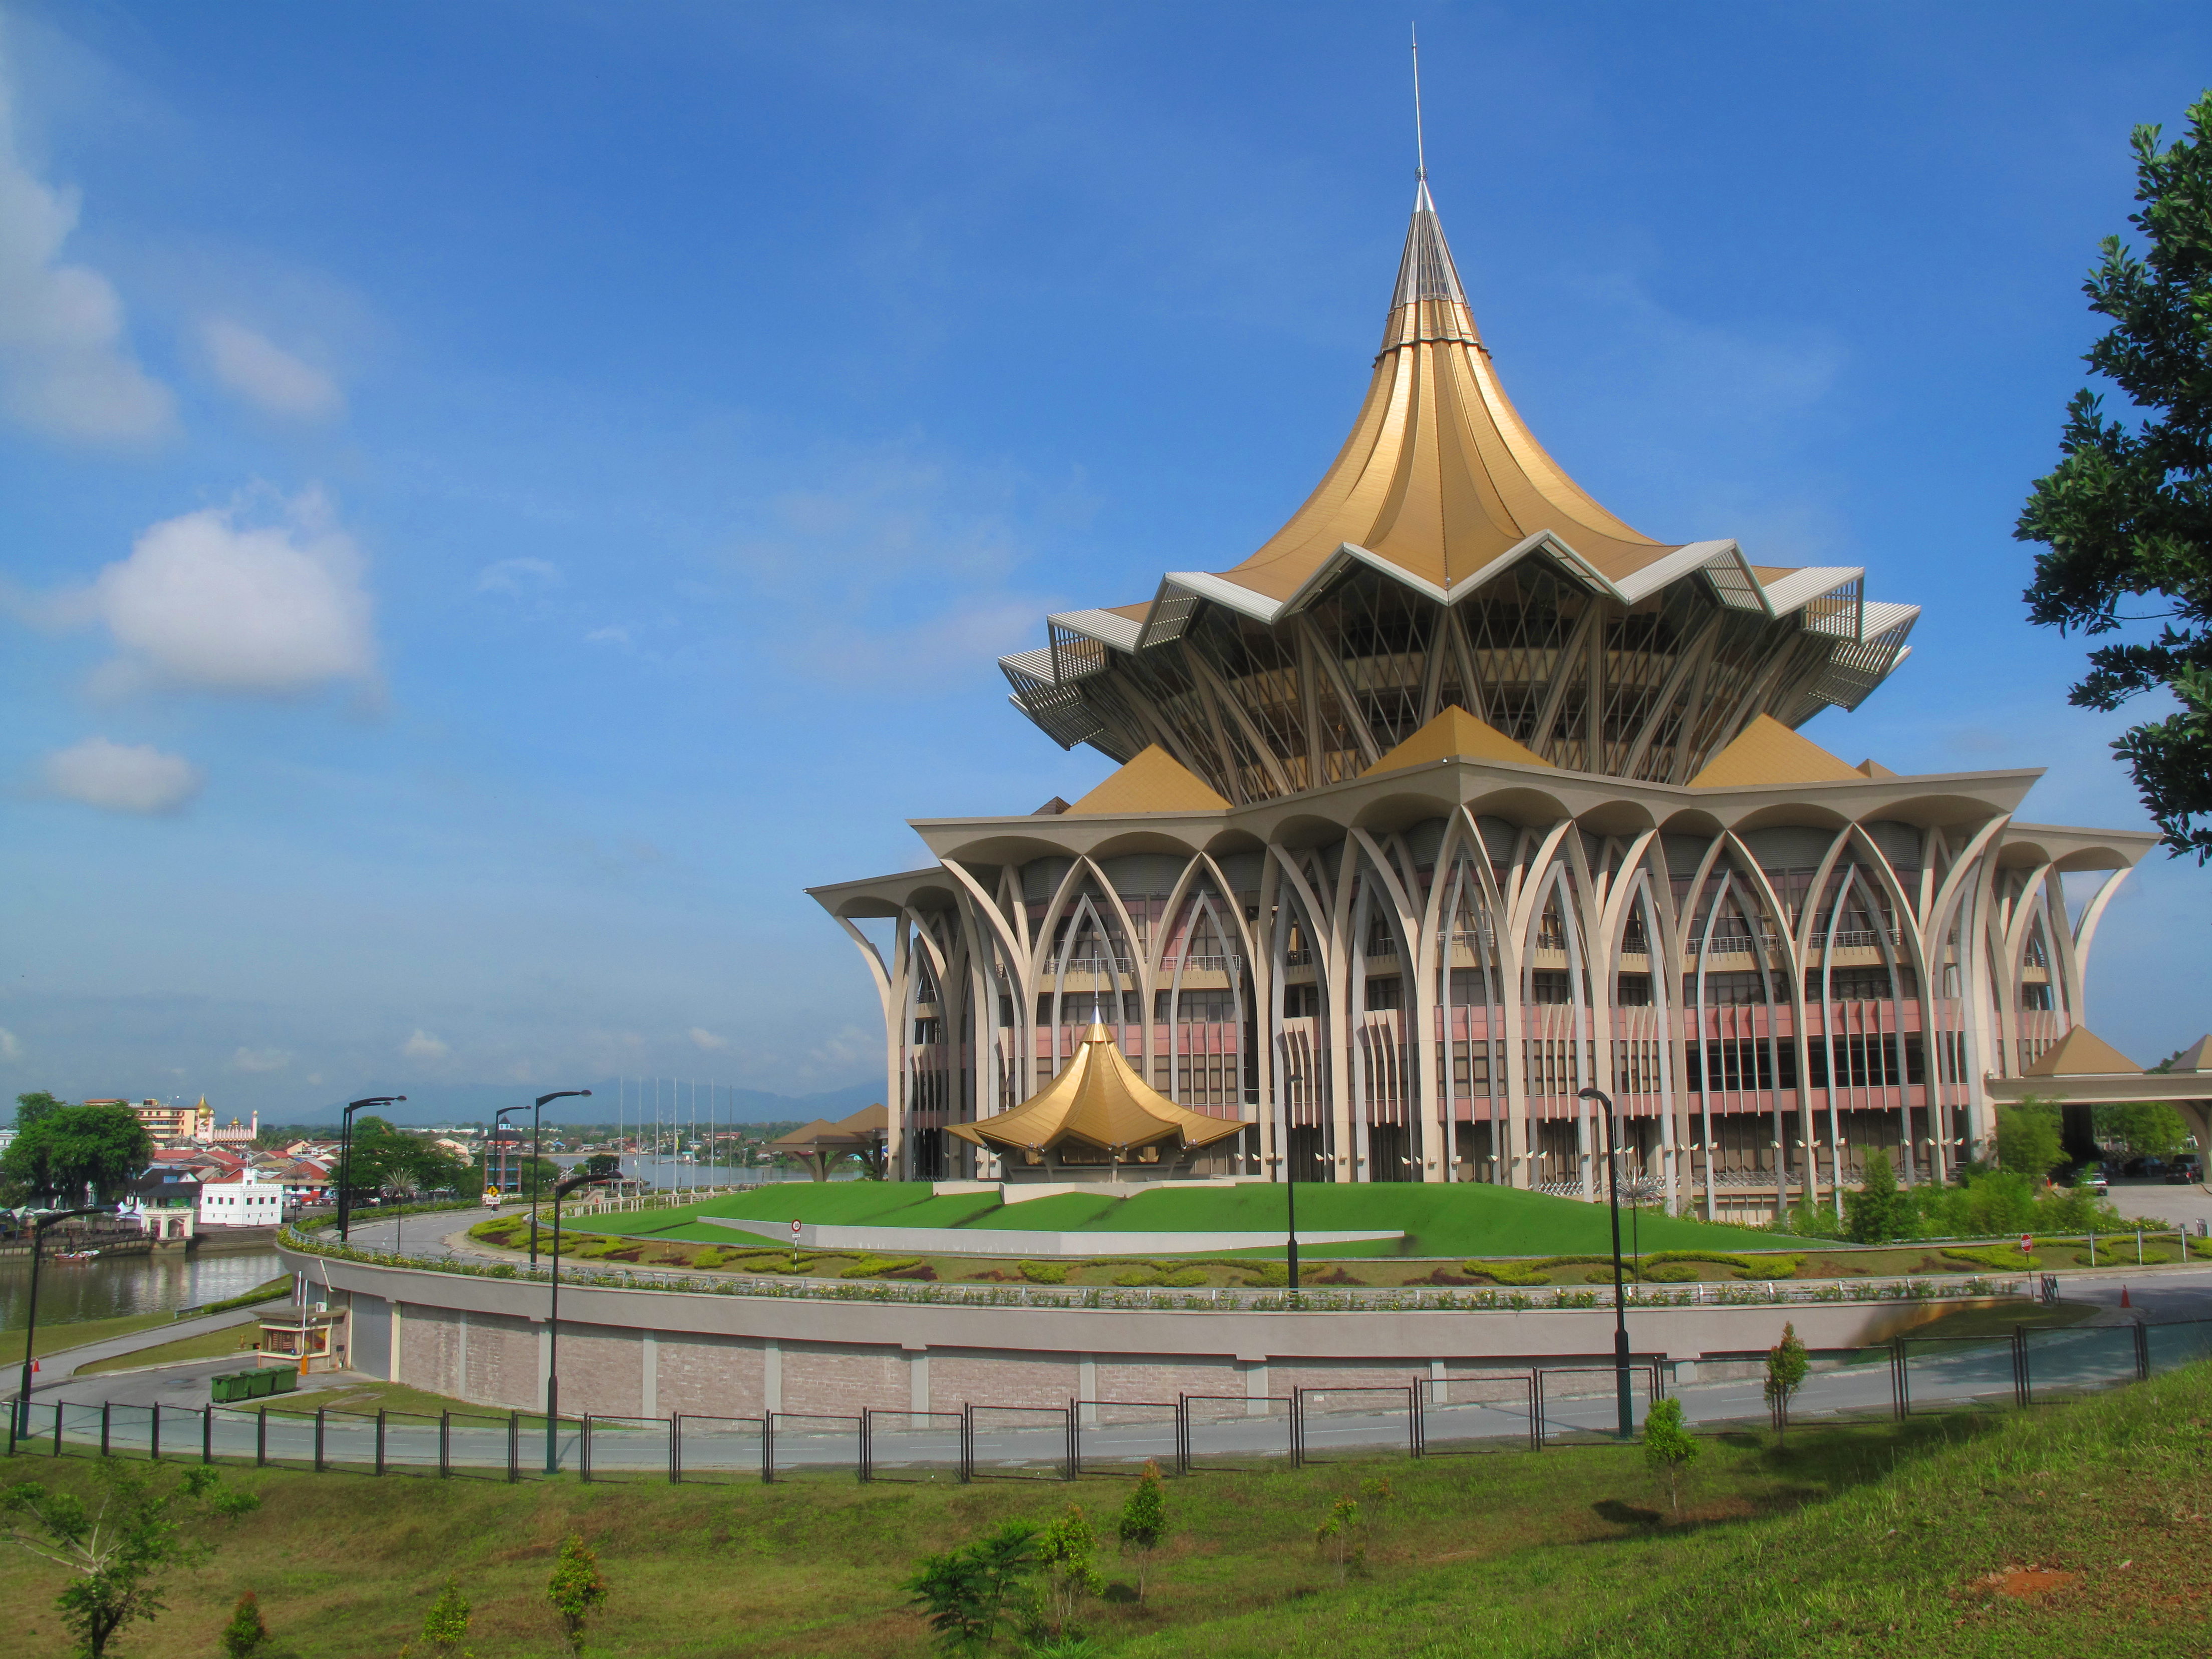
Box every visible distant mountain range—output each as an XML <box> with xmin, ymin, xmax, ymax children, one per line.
<box><xmin>272</xmin><ymin>1078</ymin><xmax>879</xmax><ymax>1129</ymax></box>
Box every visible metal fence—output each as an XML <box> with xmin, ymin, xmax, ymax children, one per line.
<box><xmin>11</xmin><ymin>1317</ymin><xmax>2207</xmax><ymax>1482</ymax></box>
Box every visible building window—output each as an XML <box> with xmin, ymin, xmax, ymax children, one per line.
<box><xmin>1615</xmin><ymin>973</ymin><xmax>1652</xmax><ymax>1006</ymax></box>
<box><xmin>1529</xmin><ymin>970</ymin><xmax>1574</xmax><ymax>1005</ymax></box>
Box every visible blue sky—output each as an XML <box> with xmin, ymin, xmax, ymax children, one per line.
<box><xmin>2</xmin><ymin>2</ymin><xmax>2209</xmax><ymax>1115</ymax></box>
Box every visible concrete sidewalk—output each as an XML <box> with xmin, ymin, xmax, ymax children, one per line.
<box><xmin>5</xmin><ymin>1304</ymin><xmax>265</xmax><ymax>1402</ymax></box>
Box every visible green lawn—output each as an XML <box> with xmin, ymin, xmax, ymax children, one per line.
<box><xmin>75</xmin><ymin>1322</ymin><xmax>267</xmax><ymax>1376</ymax></box>
<box><xmin>577</xmin><ymin>1181</ymin><xmax>1785</xmax><ymax>1257</ymax></box>
<box><xmin>0</xmin><ymin>1308</ymin><xmax>177</xmax><ymax>1367</ymax></box>
<box><xmin>3</xmin><ymin>1363</ymin><xmax>2202</xmax><ymax>1657</ymax></box>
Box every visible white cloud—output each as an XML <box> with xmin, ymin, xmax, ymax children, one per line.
<box><xmin>585</xmin><ymin>625</ymin><xmax>632</xmax><ymax>646</ymax></box>
<box><xmin>90</xmin><ymin>488</ymin><xmax>376</xmax><ymax>696</ymax></box>
<box><xmin>402</xmin><ymin>1029</ymin><xmax>449</xmax><ymax>1060</ymax></box>
<box><xmin>689</xmin><ymin>1027</ymin><xmax>729</xmax><ymax>1051</ymax></box>
<box><xmin>40</xmin><ymin>736</ymin><xmax>203</xmax><ymax>814</ymax></box>
<box><xmin>199</xmin><ymin>318</ymin><xmax>342</xmax><ymax>420</ymax></box>
<box><xmin>0</xmin><ymin>1028</ymin><xmax>20</xmax><ymax>1062</ymax></box>
<box><xmin>0</xmin><ymin>54</ymin><xmax>173</xmax><ymax>441</ymax></box>
<box><xmin>477</xmin><ymin>557</ymin><xmax>562</xmax><ymax>595</ymax></box>
<box><xmin>228</xmin><ymin>1045</ymin><xmax>289</xmax><ymax>1073</ymax></box>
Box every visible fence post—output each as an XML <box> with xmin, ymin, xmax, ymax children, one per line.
<box><xmin>439</xmin><ymin>1412</ymin><xmax>450</xmax><ymax>1479</ymax></box>
<box><xmin>256</xmin><ymin>1407</ymin><xmax>266</xmax><ymax>1467</ymax></box>
<box><xmin>376</xmin><ymin>1410</ymin><xmax>387</xmax><ymax>1476</ymax></box>
<box><xmin>151</xmin><ymin>1402</ymin><xmax>161</xmax><ymax>1462</ymax></box>
<box><xmin>959</xmin><ymin>1405</ymin><xmax>973</xmax><ymax>1484</ymax></box>
<box><xmin>52</xmin><ymin>1399</ymin><xmax>63</xmax><ymax>1457</ymax></box>
<box><xmin>580</xmin><ymin>1416</ymin><xmax>592</xmax><ymax>1483</ymax></box>
<box><xmin>2134</xmin><ymin>1321</ymin><xmax>2150</xmax><ymax>1382</ymax></box>
<box><xmin>507</xmin><ymin>1411</ymin><xmax>519</xmax><ymax>1484</ymax></box>
<box><xmin>202</xmin><ymin>1407</ymin><xmax>213</xmax><ymax>1465</ymax></box>
<box><xmin>762</xmin><ymin>1413</ymin><xmax>774</xmax><ymax>1485</ymax></box>
<box><xmin>669</xmin><ymin>1414</ymin><xmax>680</xmax><ymax>1485</ymax></box>
<box><xmin>1534</xmin><ymin>1370</ymin><xmax>1547</xmax><ymax>1449</ymax></box>
<box><xmin>1891</xmin><ymin>1339</ymin><xmax>1910</xmax><ymax>1420</ymax></box>
<box><xmin>1407</xmin><ymin>1385</ymin><xmax>1421</xmax><ymax>1459</ymax></box>
<box><xmin>1064</xmin><ymin>1400</ymin><xmax>1075</xmax><ymax>1482</ymax></box>
<box><xmin>2011</xmin><ymin>1327</ymin><xmax>2030</xmax><ymax>1409</ymax></box>
<box><xmin>1175</xmin><ymin>1394</ymin><xmax>1189</xmax><ymax>1476</ymax></box>
<box><xmin>100</xmin><ymin>1401</ymin><xmax>111</xmax><ymax>1458</ymax></box>
<box><xmin>314</xmin><ymin>1408</ymin><xmax>325</xmax><ymax>1473</ymax></box>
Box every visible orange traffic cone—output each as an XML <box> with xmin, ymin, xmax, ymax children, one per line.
<box><xmin>2120</xmin><ymin>1286</ymin><xmax>2131</xmax><ymax>1308</ymax></box>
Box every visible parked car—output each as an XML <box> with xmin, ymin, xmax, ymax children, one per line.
<box><xmin>2062</xmin><ymin>1162</ymin><xmax>2109</xmax><ymax>1194</ymax></box>
<box><xmin>2167</xmin><ymin>1158</ymin><xmax>2203</xmax><ymax>1185</ymax></box>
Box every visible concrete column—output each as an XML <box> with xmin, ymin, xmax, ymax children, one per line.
<box><xmin>389</xmin><ymin>1301</ymin><xmax>404</xmax><ymax>1385</ymax></box>
<box><xmin>906</xmin><ymin>1344</ymin><xmax>929</xmax><ymax>1414</ymax></box>
<box><xmin>763</xmin><ymin>1339</ymin><xmax>783</xmax><ymax>1413</ymax></box>
<box><xmin>1239</xmin><ymin>1353</ymin><xmax>1269</xmax><ymax>1416</ymax></box>
<box><xmin>1076</xmin><ymin>1353</ymin><xmax>1096</xmax><ymax>1427</ymax></box>
<box><xmin>641</xmin><ymin>1329</ymin><xmax>658</xmax><ymax>1420</ymax></box>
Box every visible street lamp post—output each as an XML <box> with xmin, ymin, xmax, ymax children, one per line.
<box><xmin>490</xmin><ymin>1108</ymin><xmax>522</xmax><ymax>1212</ymax></box>
<box><xmin>544</xmin><ymin>1167</ymin><xmax>609</xmax><ymax>1475</ymax></box>
<box><xmin>12</xmin><ymin>1206</ymin><xmax>103</xmax><ymax>1443</ymax></box>
<box><xmin>527</xmin><ymin>1091</ymin><xmax>592</xmax><ymax>1268</ymax></box>
<box><xmin>1284</xmin><ymin>1149</ymin><xmax>1300</xmax><ymax>1293</ymax></box>
<box><xmin>1577</xmin><ymin>1086</ymin><xmax>1635</xmax><ymax>1440</ymax></box>
<box><xmin>339</xmin><ymin>1097</ymin><xmax>405</xmax><ymax>1244</ymax></box>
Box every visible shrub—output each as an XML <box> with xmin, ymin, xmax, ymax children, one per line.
<box><xmin>1644</xmin><ymin>1263</ymin><xmax>1700</xmax><ymax>1283</ymax></box>
<box><xmin>1115</xmin><ymin>1462</ymin><xmax>1168</xmax><ymax>1605</ymax></box>
<box><xmin>1018</xmin><ymin>1260</ymin><xmax>1068</xmax><ymax>1284</ymax></box>
<box><xmin>1112</xmin><ymin>1267</ymin><xmax>1160</xmax><ymax>1287</ymax></box>
<box><xmin>1764</xmin><ymin>1322</ymin><xmax>1810</xmax><ymax>1436</ymax></box>
<box><xmin>905</xmin><ymin>1521</ymin><xmax>1041</xmax><ymax>1653</ymax></box>
<box><xmin>1158</xmin><ymin>1266</ymin><xmax>1208</xmax><ymax>1287</ymax></box>
<box><xmin>844</xmin><ymin>1257</ymin><xmax>923</xmax><ymax>1280</ymax></box>
<box><xmin>545</xmin><ymin>1535</ymin><xmax>608</xmax><ymax>1655</ymax></box>
<box><xmin>1943</xmin><ymin>1245</ymin><xmax>2041</xmax><ymax>1271</ymax></box>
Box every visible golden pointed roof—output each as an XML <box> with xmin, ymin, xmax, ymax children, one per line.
<box><xmin>1362</xmin><ymin>704</ymin><xmax>1553</xmax><ymax>776</ymax></box>
<box><xmin>2168</xmin><ymin>1035</ymin><xmax>2212</xmax><ymax>1074</ymax></box>
<box><xmin>948</xmin><ymin>1023</ymin><xmax>1246</xmax><ymax>1156</ymax></box>
<box><xmin>2023</xmin><ymin>1027</ymin><xmax>2141</xmax><ymax>1078</ymax></box>
<box><xmin>1066</xmin><ymin>744</ymin><xmax>1232</xmax><ymax>814</ymax></box>
<box><xmin>1688</xmin><ymin>715</ymin><xmax>1863</xmax><ymax>789</ymax></box>
<box><xmin>1218</xmin><ymin>180</ymin><xmax>1676</xmax><ymax>602</ymax></box>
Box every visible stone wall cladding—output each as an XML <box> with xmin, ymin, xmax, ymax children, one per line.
<box><xmin>399</xmin><ymin>1303</ymin><xmax>462</xmax><ymax>1399</ymax></box>
<box><xmin>1093</xmin><ymin>1356</ymin><xmax>1240</xmax><ymax>1403</ymax></box>
<box><xmin>930</xmin><ymin>1350</ymin><xmax>1079</xmax><ymax>1413</ymax></box>
<box><xmin>464</xmin><ymin>1311</ymin><xmax>538</xmax><ymax>1411</ymax></box>
<box><xmin>782</xmin><ymin>1342</ymin><xmax>907</xmax><ymax>1417</ymax></box>
<box><xmin>562</xmin><ymin>1324</ymin><xmax>647</xmax><ymax>1419</ymax></box>
<box><xmin>657</xmin><ymin>1332</ymin><xmax>764</xmax><ymax>1419</ymax></box>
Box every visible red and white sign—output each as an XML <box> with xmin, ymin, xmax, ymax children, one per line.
<box><xmin>791</xmin><ymin>1220</ymin><xmax>801</xmax><ymax>1241</ymax></box>
<box><xmin>2019</xmin><ymin>1233</ymin><xmax>2034</xmax><ymax>1255</ymax></box>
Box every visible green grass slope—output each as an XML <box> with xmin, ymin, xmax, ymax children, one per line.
<box><xmin>5</xmin><ymin>1365</ymin><xmax>2201</xmax><ymax>1656</ymax></box>
<box><xmin>587</xmin><ymin>1179</ymin><xmax>1783</xmax><ymax>1256</ymax></box>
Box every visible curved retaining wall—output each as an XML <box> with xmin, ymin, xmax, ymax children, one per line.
<box><xmin>287</xmin><ymin>1248</ymin><xmax>1991</xmax><ymax>1419</ymax></box>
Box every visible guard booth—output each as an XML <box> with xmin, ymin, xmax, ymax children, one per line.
<box><xmin>258</xmin><ymin>1306</ymin><xmax>349</xmax><ymax>1373</ymax></box>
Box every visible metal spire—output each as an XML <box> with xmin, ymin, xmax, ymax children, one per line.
<box><xmin>1411</xmin><ymin>23</ymin><xmax>1428</xmax><ymax>183</ymax></box>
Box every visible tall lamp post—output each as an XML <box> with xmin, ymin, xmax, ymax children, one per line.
<box><xmin>1576</xmin><ymin>1086</ymin><xmax>1635</xmax><ymax>1440</ymax></box>
<box><xmin>339</xmin><ymin>1097</ymin><xmax>405</xmax><ymax>1244</ymax></box>
<box><xmin>544</xmin><ymin>1167</ymin><xmax>609</xmax><ymax>1475</ymax></box>
<box><xmin>12</xmin><ymin>1206</ymin><xmax>103</xmax><ymax>1443</ymax></box>
<box><xmin>490</xmin><ymin>1107</ymin><xmax>524</xmax><ymax>1208</ymax></box>
<box><xmin>527</xmin><ymin>1090</ymin><xmax>592</xmax><ymax>1268</ymax></box>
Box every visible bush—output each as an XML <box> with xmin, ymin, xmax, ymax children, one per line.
<box><xmin>1644</xmin><ymin>1263</ymin><xmax>1701</xmax><ymax>1283</ymax></box>
<box><xmin>844</xmin><ymin>1256</ymin><xmax>923</xmax><ymax>1279</ymax></box>
<box><xmin>1112</xmin><ymin>1267</ymin><xmax>1160</xmax><ymax>1287</ymax></box>
<box><xmin>1018</xmin><ymin>1260</ymin><xmax>1068</xmax><ymax>1284</ymax></box>
<box><xmin>1158</xmin><ymin>1266</ymin><xmax>1207</xmax><ymax>1287</ymax></box>
<box><xmin>1943</xmin><ymin>1244</ymin><xmax>2041</xmax><ymax>1271</ymax></box>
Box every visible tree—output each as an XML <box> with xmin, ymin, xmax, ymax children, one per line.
<box><xmin>344</xmin><ymin>1121</ymin><xmax>467</xmax><ymax>1203</ymax></box>
<box><xmin>1032</xmin><ymin>1504</ymin><xmax>1104</xmax><ymax>1640</ymax></box>
<box><xmin>545</xmin><ymin>1535</ymin><xmax>608</xmax><ymax>1654</ymax></box>
<box><xmin>1114</xmin><ymin>1459</ymin><xmax>1169</xmax><ymax>1605</ymax></box>
<box><xmin>904</xmin><ymin>1522</ymin><xmax>1040</xmax><ymax>1654</ymax></box>
<box><xmin>16</xmin><ymin>1091</ymin><xmax>68</xmax><ymax>1129</ymax></box>
<box><xmin>1842</xmin><ymin>1150</ymin><xmax>1905</xmax><ymax>1243</ymax></box>
<box><xmin>1314</xmin><ymin>1495</ymin><xmax>1364</xmax><ymax>1583</ymax></box>
<box><xmin>3</xmin><ymin>1461</ymin><xmax>259</xmax><ymax>1658</ymax></box>
<box><xmin>2017</xmin><ymin>91</ymin><xmax>2212</xmax><ymax>863</ymax></box>
<box><xmin>1642</xmin><ymin>1397</ymin><xmax>1699</xmax><ymax>1517</ymax></box>
<box><xmin>1764</xmin><ymin>1322</ymin><xmax>1810</xmax><ymax>1439</ymax></box>
<box><xmin>1996</xmin><ymin>1103</ymin><xmax>2068</xmax><ymax>1179</ymax></box>
<box><xmin>2098</xmin><ymin>1099</ymin><xmax>2188</xmax><ymax>1159</ymax></box>
<box><xmin>0</xmin><ymin>1103</ymin><xmax>152</xmax><ymax>1205</ymax></box>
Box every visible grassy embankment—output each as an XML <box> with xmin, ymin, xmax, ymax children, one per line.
<box><xmin>2</xmin><ymin>1358</ymin><xmax>2203</xmax><ymax>1657</ymax></box>
<box><xmin>452</xmin><ymin>1183</ymin><xmax>2196</xmax><ymax>1288</ymax></box>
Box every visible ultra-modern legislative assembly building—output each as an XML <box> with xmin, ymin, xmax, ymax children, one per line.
<box><xmin>808</xmin><ymin>172</ymin><xmax>2159</xmax><ymax>1221</ymax></box>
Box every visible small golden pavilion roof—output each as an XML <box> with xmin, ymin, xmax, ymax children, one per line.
<box><xmin>1066</xmin><ymin>745</ymin><xmax>1232</xmax><ymax>815</ymax></box>
<box><xmin>766</xmin><ymin>1103</ymin><xmax>888</xmax><ymax>1152</ymax></box>
<box><xmin>2022</xmin><ymin>1028</ymin><xmax>2142</xmax><ymax>1079</ymax></box>
<box><xmin>1688</xmin><ymin>715</ymin><xmax>1865</xmax><ymax>789</ymax></box>
<box><xmin>1361</xmin><ymin>704</ymin><xmax>1552</xmax><ymax>777</ymax></box>
<box><xmin>948</xmin><ymin>1024</ymin><xmax>1246</xmax><ymax>1157</ymax></box>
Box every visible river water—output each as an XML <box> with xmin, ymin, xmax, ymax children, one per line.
<box><xmin>0</xmin><ymin>1245</ymin><xmax>286</xmax><ymax>1331</ymax></box>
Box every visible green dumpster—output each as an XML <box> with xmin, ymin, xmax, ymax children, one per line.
<box><xmin>267</xmin><ymin>1368</ymin><xmax>298</xmax><ymax>1395</ymax></box>
<box><xmin>208</xmin><ymin>1371</ymin><xmax>252</xmax><ymax>1404</ymax></box>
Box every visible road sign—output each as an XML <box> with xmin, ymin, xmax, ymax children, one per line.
<box><xmin>2019</xmin><ymin>1233</ymin><xmax>2034</xmax><ymax>1255</ymax></box>
<box><xmin>791</xmin><ymin>1219</ymin><xmax>801</xmax><ymax>1241</ymax></box>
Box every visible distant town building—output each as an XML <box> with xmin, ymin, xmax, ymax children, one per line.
<box><xmin>197</xmin><ymin>1172</ymin><xmax>284</xmax><ymax>1228</ymax></box>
